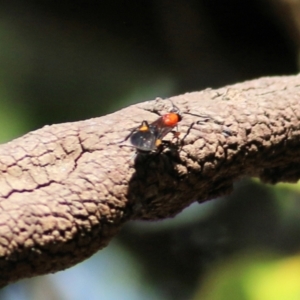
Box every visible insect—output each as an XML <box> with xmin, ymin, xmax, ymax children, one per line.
<box><xmin>123</xmin><ymin>99</ymin><xmax>231</xmax><ymax>154</ymax></box>
<box><xmin>123</xmin><ymin>100</ymin><xmax>182</xmax><ymax>153</ymax></box>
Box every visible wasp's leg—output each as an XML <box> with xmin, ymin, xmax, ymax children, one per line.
<box><xmin>181</xmin><ymin>121</ymin><xmax>232</xmax><ymax>146</ymax></box>
<box><xmin>121</xmin><ymin>130</ymin><xmax>135</xmax><ymax>143</ymax></box>
<box><xmin>180</xmin><ymin>121</ymin><xmax>199</xmax><ymax>145</ymax></box>
<box><xmin>185</xmin><ymin>112</ymin><xmax>232</xmax><ymax>136</ymax></box>
<box><xmin>168</xmin><ymin>130</ymin><xmax>181</xmax><ymax>148</ymax></box>
<box><xmin>193</xmin><ymin>119</ymin><xmax>232</xmax><ymax>137</ymax></box>
<box><xmin>194</xmin><ymin>120</ymin><xmax>232</xmax><ymax>137</ymax></box>
<box><xmin>169</xmin><ymin>129</ymin><xmax>180</xmax><ymax>139</ymax></box>
<box><xmin>180</xmin><ymin>120</ymin><xmax>215</xmax><ymax>146</ymax></box>
<box><xmin>185</xmin><ymin>112</ymin><xmax>222</xmax><ymax>124</ymax></box>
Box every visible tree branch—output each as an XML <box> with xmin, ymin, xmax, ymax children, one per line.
<box><xmin>0</xmin><ymin>74</ymin><xmax>300</xmax><ymax>286</ymax></box>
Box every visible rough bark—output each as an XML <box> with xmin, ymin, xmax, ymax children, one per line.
<box><xmin>0</xmin><ymin>74</ymin><xmax>300</xmax><ymax>286</ymax></box>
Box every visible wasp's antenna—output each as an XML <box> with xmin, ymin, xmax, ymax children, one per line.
<box><xmin>155</xmin><ymin>97</ymin><xmax>181</xmax><ymax>114</ymax></box>
<box><xmin>165</xmin><ymin>99</ymin><xmax>182</xmax><ymax>117</ymax></box>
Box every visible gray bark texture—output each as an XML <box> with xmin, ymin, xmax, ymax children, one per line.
<box><xmin>0</xmin><ymin>74</ymin><xmax>300</xmax><ymax>286</ymax></box>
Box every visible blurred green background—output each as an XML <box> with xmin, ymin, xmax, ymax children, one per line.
<box><xmin>1</xmin><ymin>0</ymin><xmax>300</xmax><ymax>299</ymax></box>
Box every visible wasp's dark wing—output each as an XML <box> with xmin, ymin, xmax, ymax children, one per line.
<box><xmin>130</xmin><ymin>129</ymin><xmax>157</xmax><ymax>151</ymax></box>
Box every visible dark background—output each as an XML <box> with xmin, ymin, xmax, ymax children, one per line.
<box><xmin>0</xmin><ymin>1</ymin><xmax>299</xmax><ymax>299</ymax></box>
